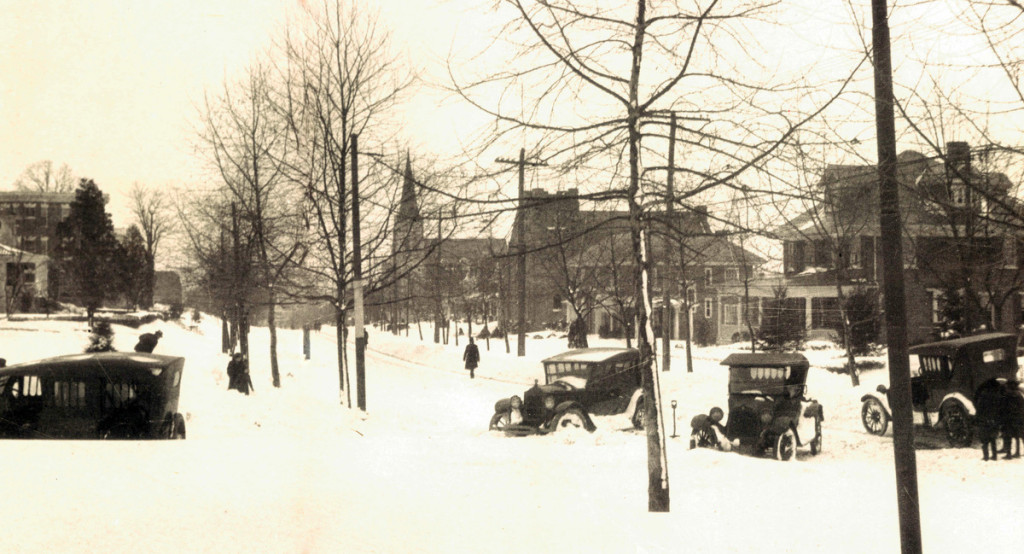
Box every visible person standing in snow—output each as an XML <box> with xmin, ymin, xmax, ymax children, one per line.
<box><xmin>134</xmin><ymin>330</ymin><xmax>163</xmax><ymax>353</ymax></box>
<box><xmin>226</xmin><ymin>353</ymin><xmax>252</xmax><ymax>395</ymax></box>
<box><xmin>463</xmin><ymin>337</ymin><xmax>480</xmax><ymax>379</ymax></box>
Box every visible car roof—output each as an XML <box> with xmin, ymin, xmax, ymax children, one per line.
<box><xmin>0</xmin><ymin>352</ymin><xmax>184</xmax><ymax>375</ymax></box>
<box><xmin>542</xmin><ymin>348</ymin><xmax>639</xmax><ymax>364</ymax></box>
<box><xmin>908</xmin><ymin>332</ymin><xmax>1017</xmax><ymax>356</ymax></box>
<box><xmin>720</xmin><ymin>352</ymin><xmax>809</xmax><ymax>367</ymax></box>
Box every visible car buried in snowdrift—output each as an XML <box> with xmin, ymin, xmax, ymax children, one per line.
<box><xmin>0</xmin><ymin>352</ymin><xmax>187</xmax><ymax>440</ymax></box>
<box><xmin>489</xmin><ymin>347</ymin><xmax>645</xmax><ymax>436</ymax></box>
<box><xmin>860</xmin><ymin>332</ymin><xmax>1020</xmax><ymax>447</ymax></box>
<box><xmin>717</xmin><ymin>352</ymin><xmax>824</xmax><ymax>461</ymax></box>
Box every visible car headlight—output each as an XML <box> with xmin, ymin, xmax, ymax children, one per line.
<box><xmin>760</xmin><ymin>411</ymin><xmax>772</xmax><ymax>424</ymax></box>
<box><xmin>544</xmin><ymin>396</ymin><xmax>556</xmax><ymax>410</ymax></box>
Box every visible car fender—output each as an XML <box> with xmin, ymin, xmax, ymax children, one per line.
<box><xmin>860</xmin><ymin>391</ymin><xmax>892</xmax><ymax>418</ymax></box>
<box><xmin>548</xmin><ymin>401</ymin><xmax>597</xmax><ymax>432</ymax></box>
<box><xmin>624</xmin><ymin>388</ymin><xmax>644</xmax><ymax>419</ymax></box>
<box><xmin>939</xmin><ymin>393</ymin><xmax>976</xmax><ymax>417</ymax></box>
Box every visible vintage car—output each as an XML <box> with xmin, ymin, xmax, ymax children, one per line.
<box><xmin>861</xmin><ymin>332</ymin><xmax>1020</xmax><ymax>447</ymax></box>
<box><xmin>489</xmin><ymin>347</ymin><xmax>645</xmax><ymax>435</ymax></box>
<box><xmin>720</xmin><ymin>353</ymin><xmax>824</xmax><ymax>460</ymax></box>
<box><xmin>0</xmin><ymin>352</ymin><xmax>187</xmax><ymax>440</ymax></box>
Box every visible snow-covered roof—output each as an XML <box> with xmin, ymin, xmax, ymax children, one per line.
<box><xmin>542</xmin><ymin>347</ymin><xmax>637</xmax><ymax>364</ymax></box>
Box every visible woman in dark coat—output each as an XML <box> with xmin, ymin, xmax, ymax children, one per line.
<box><xmin>463</xmin><ymin>337</ymin><xmax>480</xmax><ymax>379</ymax></box>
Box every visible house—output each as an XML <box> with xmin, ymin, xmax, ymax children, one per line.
<box><xmin>0</xmin><ymin>191</ymin><xmax>74</xmax><ymax>301</ymax></box>
<box><xmin>776</xmin><ymin>142</ymin><xmax>1024</xmax><ymax>344</ymax></box>
<box><xmin>512</xmin><ymin>188</ymin><xmax>764</xmax><ymax>344</ymax></box>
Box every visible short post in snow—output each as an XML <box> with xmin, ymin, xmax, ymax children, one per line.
<box><xmin>670</xmin><ymin>400</ymin><xmax>678</xmax><ymax>438</ymax></box>
<box><xmin>303</xmin><ymin>325</ymin><xmax>311</xmax><ymax>360</ymax></box>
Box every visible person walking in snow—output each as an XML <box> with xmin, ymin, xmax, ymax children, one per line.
<box><xmin>463</xmin><ymin>337</ymin><xmax>480</xmax><ymax>379</ymax></box>
<box><xmin>226</xmin><ymin>353</ymin><xmax>252</xmax><ymax>395</ymax></box>
<box><xmin>134</xmin><ymin>330</ymin><xmax>163</xmax><ymax>353</ymax></box>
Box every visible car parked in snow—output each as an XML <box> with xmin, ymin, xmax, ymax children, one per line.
<box><xmin>0</xmin><ymin>352</ymin><xmax>187</xmax><ymax>440</ymax></box>
<box><xmin>860</xmin><ymin>332</ymin><xmax>1019</xmax><ymax>447</ymax></box>
<box><xmin>489</xmin><ymin>347</ymin><xmax>645</xmax><ymax>435</ymax></box>
<box><xmin>719</xmin><ymin>352</ymin><xmax>824</xmax><ymax>460</ymax></box>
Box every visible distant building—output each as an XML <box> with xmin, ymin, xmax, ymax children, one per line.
<box><xmin>0</xmin><ymin>191</ymin><xmax>73</xmax><ymax>302</ymax></box>
<box><xmin>776</xmin><ymin>142</ymin><xmax>1024</xmax><ymax>344</ymax></box>
<box><xmin>0</xmin><ymin>191</ymin><xmax>75</xmax><ymax>257</ymax></box>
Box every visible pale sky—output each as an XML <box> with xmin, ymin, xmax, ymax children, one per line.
<box><xmin>2</xmin><ymin>1</ymin><xmax>1021</xmax><ymax>229</ymax></box>
<box><xmin>0</xmin><ymin>0</ymin><xmax>484</xmax><ymax>225</ymax></box>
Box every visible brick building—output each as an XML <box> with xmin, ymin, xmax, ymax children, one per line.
<box><xmin>776</xmin><ymin>142</ymin><xmax>1024</xmax><ymax>345</ymax></box>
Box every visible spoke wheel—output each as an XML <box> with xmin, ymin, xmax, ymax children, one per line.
<box><xmin>489</xmin><ymin>411</ymin><xmax>510</xmax><ymax>431</ymax></box>
<box><xmin>554</xmin><ymin>408</ymin><xmax>588</xmax><ymax>433</ymax></box>
<box><xmin>775</xmin><ymin>429</ymin><xmax>795</xmax><ymax>461</ymax></box>
<box><xmin>861</xmin><ymin>398</ymin><xmax>889</xmax><ymax>436</ymax></box>
<box><xmin>631</xmin><ymin>400</ymin><xmax>645</xmax><ymax>430</ymax></box>
<box><xmin>810</xmin><ymin>418</ymin><xmax>822</xmax><ymax>455</ymax></box>
<box><xmin>942</xmin><ymin>401</ymin><xmax>972</xmax><ymax>447</ymax></box>
<box><xmin>696</xmin><ymin>426</ymin><xmax>717</xmax><ymax>448</ymax></box>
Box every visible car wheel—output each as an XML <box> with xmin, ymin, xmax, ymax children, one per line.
<box><xmin>631</xmin><ymin>399</ymin><xmax>645</xmax><ymax>430</ymax></box>
<box><xmin>553</xmin><ymin>408</ymin><xmax>588</xmax><ymax>433</ymax></box>
<box><xmin>775</xmin><ymin>429</ymin><xmax>795</xmax><ymax>461</ymax></box>
<box><xmin>489</xmin><ymin>411</ymin><xmax>510</xmax><ymax>431</ymax></box>
<box><xmin>171</xmin><ymin>413</ymin><xmax>186</xmax><ymax>440</ymax></box>
<box><xmin>810</xmin><ymin>418</ymin><xmax>822</xmax><ymax>455</ymax></box>
<box><xmin>942</xmin><ymin>400</ymin><xmax>972</xmax><ymax>447</ymax></box>
<box><xmin>861</xmin><ymin>398</ymin><xmax>889</xmax><ymax>436</ymax></box>
<box><xmin>696</xmin><ymin>426</ymin><xmax>717</xmax><ymax>448</ymax></box>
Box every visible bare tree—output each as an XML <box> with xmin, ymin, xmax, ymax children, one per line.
<box><xmin>453</xmin><ymin>0</ymin><xmax>859</xmax><ymax>511</ymax></box>
<box><xmin>274</xmin><ymin>0</ymin><xmax>414</xmax><ymax>406</ymax></box>
<box><xmin>127</xmin><ymin>183</ymin><xmax>176</xmax><ymax>308</ymax></box>
<box><xmin>198</xmin><ymin>60</ymin><xmax>303</xmax><ymax>389</ymax></box>
<box><xmin>13</xmin><ymin>161</ymin><xmax>75</xmax><ymax>193</ymax></box>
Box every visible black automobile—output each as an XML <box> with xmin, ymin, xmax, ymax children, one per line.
<box><xmin>489</xmin><ymin>347</ymin><xmax>645</xmax><ymax>435</ymax></box>
<box><xmin>0</xmin><ymin>352</ymin><xmax>187</xmax><ymax>440</ymax></box>
<box><xmin>719</xmin><ymin>353</ymin><xmax>824</xmax><ymax>460</ymax></box>
<box><xmin>861</xmin><ymin>332</ymin><xmax>1020</xmax><ymax>446</ymax></box>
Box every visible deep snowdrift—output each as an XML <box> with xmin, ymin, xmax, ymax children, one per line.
<box><xmin>1</xmin><ymin>317</ymin><xmax>1022</xmax><ymax>553</ymax></box>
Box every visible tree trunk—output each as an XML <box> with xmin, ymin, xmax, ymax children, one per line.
<box><xmin>268</xmin><ymin>289</ymin><xmax>281</xmax><ymax>388</ymax></box>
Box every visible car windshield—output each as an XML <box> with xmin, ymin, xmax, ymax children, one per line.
<box><xmin>552</xmin><ymin>376</ymin><xmax>587</xmax><ymax>389</ymax></box>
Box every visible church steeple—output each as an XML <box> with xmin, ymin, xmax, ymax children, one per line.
<box><xmin>398</xmin><ymin>153</ymin><xmax>420</xmax><ymax>223</ymax></box>
<box><xmin>394</xmin><ymin>153</ymin><xmax>423</xmax><ymax>255</ymax></box>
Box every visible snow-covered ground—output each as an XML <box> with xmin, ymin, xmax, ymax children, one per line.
<box><xmin>1</xmin><ymin>316</ymin><xmax>1023</xmax><ymax>553</ymax></box>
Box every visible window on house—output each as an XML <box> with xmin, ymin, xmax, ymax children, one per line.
<box><xmin>722</xmin><ymin>298</ymin><xmax>739</xmax><ymax>325</ymax></box>
<box><xmin>704</xmin><ymin>268</ymin><xmax>713</xmax><ymax>286</ymax></box>
<box><xmin>686</xmin><ymin>287</ymin><xmax>696</xmax><ymax>306</ymax></box>
<box><xmin>813</xmin><ymin>240</ymin><xmax>832</xmax><ymax>267</ymax></box>
<box><xmin>724</xmin><ymin>267</ymin><xmax>739</xmax><ymax>282</ymax></box>
<box><xmin>784</xmin><ymin>240</ymin><xmax>806</xmax><ymax>273</ymax></box>
<box><xmin>811</xmin><ymin>297</ymin><xmax>841</xmax><ymax>329</ymax></box>
<box><xmin>5</xmin><ymin>263</ymin><xmax>35</xmax><ymax>286</ymax></box>
<box><xmin>704</xmin><ymin>298</ymin><xmax>713</xmax><ymax>319</ymax></box>
<box><xmin>950</xmin><ymin>184</ymin><xmax>966</xmax><ymax>206</ymax></box>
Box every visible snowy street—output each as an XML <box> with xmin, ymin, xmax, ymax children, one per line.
<box><xmin>2</xmin><ymin>317</ymin><xmax>1024</xmax><ymax>553</ymax></box>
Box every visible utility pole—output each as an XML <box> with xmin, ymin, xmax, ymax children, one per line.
<box><xmin>662</xmin><ymin>112</ymin><xmax>676</xmax><ymax>372</ymax></box>
<box><xmin>351</xmin><ymin>133</ymin><xmax>367</xmax><ymax>412</ymax></box>
<box><xmin>496</xmin><ymin>148</ymin><xmax>546</xmax><ymax>356</ymax></box>
<box><xmin>871</xmin><ymin>1</ymin><xmax>922</xmax><ymax>552</ymax></box>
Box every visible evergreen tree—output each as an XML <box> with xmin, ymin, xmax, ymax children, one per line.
<box><xmin>56</xmin><ymin>179</ymin><xmax>121</xmax><ymax>322</ymax></box>
<box><xmin>119</xmin><ymin>225</ymin><xmax>152</xmax><ymax>309</ymax></box>
<box><xmin>757</xmin><ymin>285</ymin><xmax>806</xmax><ymax>351</ymax></box>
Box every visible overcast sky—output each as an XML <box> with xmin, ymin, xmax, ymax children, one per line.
<box><xmin>2</xmin><ymin>1</ymin><xmax>1021</xmax><ymax>229</ymax></box>
<box><xmin>0</xmin><ymin>0</ymin><xmax>487</xmax><ymax>224</ymax></box>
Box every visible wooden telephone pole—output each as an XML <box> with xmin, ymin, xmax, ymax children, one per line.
<box><xmin>351</xmin><ymin>134</ymin><xmax>366</xmax><ymax>412</ymax></box>
<box><xmin>871</xmin><ymin>1</ymin><xmax>922</xmax><ymax>551</ymax></box>
<box><xmin>496</xmin><ymin>148</ymin><xmax>546</xmax><ymax>357</ymax></box>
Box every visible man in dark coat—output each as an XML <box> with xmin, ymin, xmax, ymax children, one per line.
<box><xmin>134</xmin><ymin>330</ymin><xmax>163</xmax><ymax>353</ymax></box>
<box><xmin>226</xmin><ymin>353</ymin><xmax>252</xmax><ymax>395</ymax></box>
<box><xmin>463</xmin><ymin>337</ymin><xmax>480</xmax><ymax>379</ymax></box>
